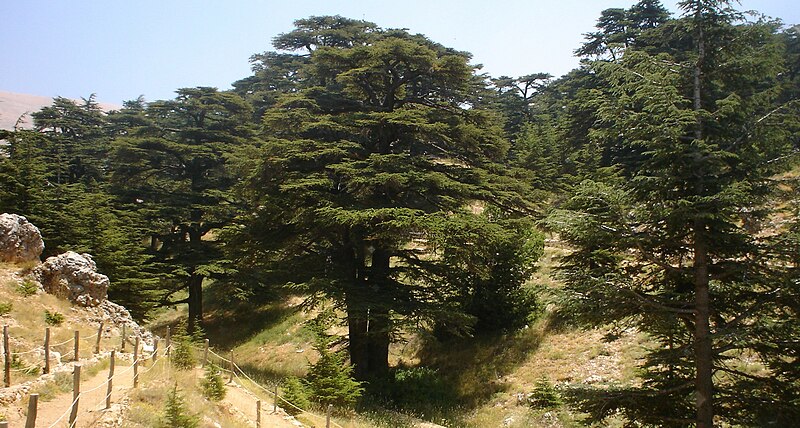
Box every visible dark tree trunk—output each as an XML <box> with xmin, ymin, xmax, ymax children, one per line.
<box><xmin>347</xmin><ymin>299</ymin><xmax>369</xmax><ymax>380</ymax></box>
<box><xmin>692</xmin><ymin>13</ymin><xmax>714</xmax><ymax>427</ymax></box>
<box><xmin>187</xmin><ymin>273</ymin><xmax>204</xmax><ymax>334</ymax></box>
<box><xmin>366</xmin><ymin>247</ymin><xmax>391</xmax><ymax>379</ymax></box>
<box><xmin>366</xmin><ymin>309</ymin><xmax>390</xmax><ymax>379</ymax></box>
<box><xmin>694</xmin><ymin>226</ymin><xmax>714</xmax><ymax>428</ymax></box>
<box><xmin>187</xmin><ymin>224</ymin><xmax>204</xmax><ymax>335</ymax></box>
<box><xmin>345</xmin><ymin>245</ymin><xmax>392</xmax><ymax>381</ymax></box>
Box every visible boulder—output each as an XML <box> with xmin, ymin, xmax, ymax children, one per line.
<box><xmin>35</xmin><ymin>251</ymin><xmax>109</xmax><ymax>306</ymax></box>
<box><xmin>0</xmin><ymin>213</ymin><xmax>44</xmax><ymax>263</ymax></box>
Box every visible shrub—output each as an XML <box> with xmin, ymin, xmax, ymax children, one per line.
<box><xmin>304</xmin><ymin>311</ymin><xmax>363</xmax><ymax>409</ymax></box>
<box><xmin>17</xmin><ymin>279</ymin><xmax>38</xmax><ymax>297</ymax></box>
<box><xmin>528</xmin><ymin>377</ymin><xmax>562</xmax><ymax>409</ymax></box>
<box><xmin>160</xmin><ymin>384</ymin><xmax>198</xmax><ymax>428</ymax></box>
<box><xmin>44</xmin><ymin>310</ymin><xmax>64</xmax><ymax>326</ymax></box>
<box><xmin>200</xmin><ymin>362</ymin><xmax>226</xmax><ymax>401</ymax></box>
<box><xmin>0</xmin><ymin>301</ymin><xmax>12</xmax><ymax>316</ymax></box>
<box><xmin>306</xmin><ymin>346</ymin><xmax>363</xmax><ymax>409</ymax></box>
<box><xmin>170</xmin><ymin>326</ymin><xmax>196</xmax><ymax>370</ymax></box>
<box><xmin>281</xmin><ymin>377</ymin><xmax>311</xmax><ymax>416</ymax></box>
<box><xmin>391</xmin><ymin>366</ymin><xmax>456</xmax><ymax>412</ymax></box>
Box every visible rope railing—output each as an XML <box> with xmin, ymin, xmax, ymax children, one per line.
<box><xmin>206</xmin><ymin>348</ymin><xmax>232</xmax><ymax>364</ymax></box>
<box><xmin>231</xmin><ymin>360</ymin><xmax>343</xmax><ymax>428</ymax></box>
<box><xmin>232</xmin><ymin>370</ymin><xmax>338</xmax><ymax>427</ymax></box>
<box><xmin>11</xmin><ymin>347</ymin><xmax>43</xmax><ymax>356</ymax></box>
<box><xmin>48</xmin><ymin>337</ymin><xmax>74</xmax><ymax>348</ymax></box>
<box><xmin>11</xmin><ymin>326</ymin><xmax>345</xmax><ymax>428</ymax></box>
<box><xmin>45</xmin><ymin>388</ymin><xmax>81</xmax><ymax>428</ymax></box>
<box><xmin>34</xmin><ymin>343</ymin><xmax>163</xmax><ymax>427</ymax></box>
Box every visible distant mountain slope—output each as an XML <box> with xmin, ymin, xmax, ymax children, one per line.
<box><xmin>0</xmin><ymin>91</ymin><xmax>119</xmax><ymax>130</ymax></box>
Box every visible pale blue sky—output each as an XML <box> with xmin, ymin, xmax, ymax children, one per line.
<box><xmin>1</xmin><ymin>1</ymin><xmax>797</xmax><ymax>104</ymax></box>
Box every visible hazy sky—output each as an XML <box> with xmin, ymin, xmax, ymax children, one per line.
<box><xmin>1</xmin><ymin>0</ymin><xmax>797</xmax><ymax>104</ymax></box>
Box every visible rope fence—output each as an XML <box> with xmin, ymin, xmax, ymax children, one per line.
<box><xmin>2</xmin><ymin>321</ymin><xmax>125</xmax><ymax>387</ymax></box>
<box><xmin>30</xmin><ymin>341</ymin><xmax>163</xmax><ymax>428</ymax></box>
<box><xmin>204</xmin><ymin>342</ymin><xmax>343</xmax><ymax>428</ymax></box>
<box><xmin>8</xmin><ymin>323</ymin><xmax>345</xmax><ymax>428</ymax></box>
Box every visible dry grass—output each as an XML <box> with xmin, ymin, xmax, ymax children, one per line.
<box><xmin>124</xmin><ymin>363</ymin><xmax>252</xmax><ymax>428</ymax></box>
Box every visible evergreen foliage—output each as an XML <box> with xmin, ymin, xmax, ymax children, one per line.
<box><xmin>281</xmin><ymin>377</ymin><xmax>311</xmax><ymax>416</ymax></box>
<box><xmin>304</xmin><ymin>312</ymin><xmax>363</xmax><ymax>409</ymax></box>
<box><xmin>43</xmin><ymin>310</ymin><xmax>64</xmax><ymax>326</ymax></box>
<box><xmin>528</xmin><ymin>378</ymin><xmax>563</xmax><ymax>409</ymax></box>
<box><xmin>546</xmin><ymin>1</ymin><xmax>800</xmax><ymax>425</ymax></box>
<box><xmin>160</xmin><ymin>384</ymin><xmax>199</xmax><ymax>428</ymax></box>
<box><xmin>200</xmin><ymin>362</ymin><xmax>226</xmax><ymax>401</ymax></box>
<box><xmin>170</xmin><ymin>326</ymin><xmax>197</xmax><ymax>370</ymax></box>
<box><xmin>229</xmin><ymin>16</ymin><xmax>539</xmax><ymax>381</ymax></box>
<box><xmin>110</xmin><ymin>87</ymin><xmax>254</xmax><ymax>330</ymax></box>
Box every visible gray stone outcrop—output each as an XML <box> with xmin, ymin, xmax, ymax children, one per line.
<box><xmin>35</xmin><ymin>251</ymin><xmax>109</xmax><ymax>306</ymax></box>
<box><xmin>0</xmin><ymin>213</ymin><xmax>44</xmax><ymax>263</ymax></box>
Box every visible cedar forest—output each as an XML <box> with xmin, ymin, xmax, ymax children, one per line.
<box><xmin>1</xmin><ymin>1</ymin><xmax>799</xmax><ymax>426</ymax></box>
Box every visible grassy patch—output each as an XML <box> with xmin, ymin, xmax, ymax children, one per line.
<box><xmin>125</xmin><ymin>363</ymin><xmax>250</xmax><ymax>428</ymax></box>
<box><xmin>32</xmin><ymin>371</ymin><xmax>74</xmax><ymax>401</ymax></box>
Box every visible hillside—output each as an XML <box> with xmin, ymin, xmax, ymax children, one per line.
<box><xmin>0</xmin><ymin>261</ymin><xmax>305</xmax><ymax>427</ymax></box>
<box><xmin>155</xmin><ymin>242</ymin><xmax>650</xmax><ymax>428</ymax></box>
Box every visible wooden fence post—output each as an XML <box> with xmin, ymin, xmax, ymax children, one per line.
<box><xmin>153</xmin><ymin>339</ymin><xmax>159</xmax><ymax>363</ymax></box>
<box><xmin>326</xmin><ymin>404</ymin><xmax>333</xmax><ymax>428</ymax></box>
<box><xmin>273</xmin><ymin>383</ymin><xmax>278</xmax><ymax>413</ymax></box>
<box><xmin>73</xmin><ymin>330</ymin><xmax>79</xmax><ymax>362</ymax></box>
<box><xmin>202</xmin><ymin>339</ymin><xmax>209</xmax><ymax>367</ymax></box>
<box><xmin>24</xmin><ymin>393</ymin><xmax>38</xmax><ymax>428</ymax></box>
<box><xmin>121</xmin><ymin>324</ymin><xmax>126</xmax><ymax>352</ymax></box>
<box><xmin>256</xmin><ymin>400</ymin><xmax>261</xmax><ymax>428</ymax></box>
<box><xmin>0</xmin><ymin>421</ymin><xmax>8</xmax><ymax>427</ymax></box>
<box><xmin>95</xmin><ymin>322</ymin><xmax>103</xmax><ymax>354</ymax></box>
<box><xmin>165</xmin><ymin>326</ymin><xmax>171</xmax><ymax>356</ymax></box>
<box><xmin>228</xmin><ymin>352</ymin><xmax>234</xmax><ymax>383</ymax></box>
<box><xmin>68</xmin><ymin>365</ymin><xmax>80</xmax><ymax>427</ymax></box>
<box><xmin>105</xmin><ymin>350</ymin><xmax>115</xmax><ymax>409</ymax></box>
<box><xmin>133</xmin><ymin>337</ymin><xmax>140</xmax><ymax>388</ymax></box>
<box><xmin>3</xmin><ymin>325</ymin><xmax>10</xmax><ymax>387</ymax></box>
<box><xmin>44</xmin><ymin>327</ymin><xmax>50</xmax><ymax>374</ymax></box>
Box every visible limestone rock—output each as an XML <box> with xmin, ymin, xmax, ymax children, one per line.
<box><xmin>0</xmin><ymin>213</ymin><xmax>44</xmax><ymax>263</ymax></box>
<box><xmin>35</xmin><ymin>251</ymin><xmax>109</xmax><ymax>306</ymax></box>
<box><xmin>95</xmin><ymin>300</ymin><xmax>156</xmax><ymax>346</ymax></box>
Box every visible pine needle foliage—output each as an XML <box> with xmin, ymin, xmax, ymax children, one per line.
<box><xmin>281</xmin><ymin>377</ymin><xmax>311</xmax><ymax>416</ymax></box>
<box><xmin>200</xmin><ymin>362</ymin><xmax>226</xmax><ymax>401</ymax></box>
<box><xmin>159</xmin><ymin>384</ymin><xmax>199</xmax><ymax>428</ymax></box>
<box><xmin>304</xmin><ymin>312</ymin><xmax>363</xmax><ymax>409</ymax></box>
<box><xmin>170</xmin><ymin>326</ymin><xmax>197</xmax><ymax>370</ymax></box>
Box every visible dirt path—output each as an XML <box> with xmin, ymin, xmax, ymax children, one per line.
<box><xmin>1</xmin><ymin>360</ymin><xmax>307</xmax><ymax>427</ymax></box>
<box><xmin>3</xmin><ymin>358</ymin><xmax>135</xmax><ymax>427</ymax></box>
<box><xmin>221</xmin><ymin>378</ymin><xmax>303</xmax><ymax>428</ymax></box>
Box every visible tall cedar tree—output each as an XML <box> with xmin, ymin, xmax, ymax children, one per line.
<box><xmin>111</xmin><ymin>87</ymin><xmax>253</xmax><ymax>331</ymax></box>
<box><xmin>228</xmin><ymin>16</ymin><xmax>536</xmax><ymax>380</ymax></box>
<box><xmin>548</xmin><ymin>1</ymin><xmax>800</xmax><ymax>426</ymax></box>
